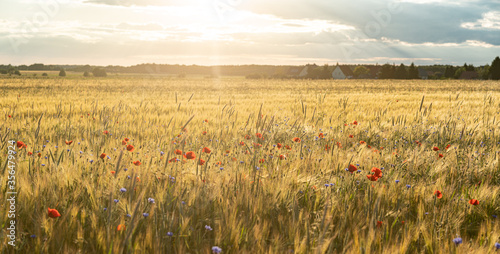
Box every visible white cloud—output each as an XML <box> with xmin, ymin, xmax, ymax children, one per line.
<box><xmin>461</xmin><ymin>11</ymin><xmax>500</xmax><ymax>30</ymax></box>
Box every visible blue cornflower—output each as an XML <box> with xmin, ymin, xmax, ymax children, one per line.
<box><xmin>453</xmin><ymin>237</ymin><xmax>462</xmax><ymax>245</ymax></box>
<box><xmin>123</xmin><ymin>168</ymin><xmax>128</xmax><ymax>171</ymax></box>
<box><xmin>120</xmin><ymin>188</ymin><xmax>126</xmax><ymax>193</ymax></box>
<box><xmin>212</xmin><ymin>246</ymin><xmax>222</xmax><ymax>253</ymax></box>
<box><xmin>167</xmin><ymin>232</ymin><xmax>173</xmax><ymax>236</ymax></box>
<box><xmin>126</xmin><ymin>214</ymin><xmax>131</xmax><ymax>218</ymax></box>
<box><xmin>205</xmin><ymin>225</ymin><xmax>213</xmax><ymax>231</ymax></box>
<box><xmin>495</xmin><ymin>242</ymin><xmax>500</xmax><ymax>250</ymax></box>
<box><xmin>220</xmin><ymin>167</ymin><xmax>224</xmax><ymax>170</ymax></box>
<box><xmin>41</xmin><ymin>164</ymin><xmax>45</xmax><ymax>166</ymax></box>
<box><xmin>114</xmin><ymin>199</ymin><xmax>119</xmax><ymax>203</ymax></box>
<box><xmin>406</xmin><ymin>184</ymin><xmax>411</xmax><ymax>189</ymax></box>
<box><xmin>330</xmin><ymin>183</ymin><xmax>334</xmax><ymax>186</ymax></box>
<box><xmin>143</xmin><ymin>213</ymin><xmax>149</xmax><ymax>217</ymax></box>
<box><xmin>395</xmin><ymin>180</ymin><xmax>400</xmax><ymax>183</ymax></box>
<box><xmin>324</xmin><ymin>184</ymin><xmax>329</xmax><ymax>187</ymax></box>
<box><xmin>30</xmin><ymin>234</ymin><xmax>36</xmax><ymax>238</ymax></box>
<box><xmin>148</xmin><ymin>198</ymin><xmax>155</xmax><ymax>204</ymax></box>
<box><xmin>103</xmin><ymin>208</ymin><xmax>107</xmax><ymax>211</ymax></box>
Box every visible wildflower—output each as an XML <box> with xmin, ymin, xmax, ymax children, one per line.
<box><xmin>120</xmin><ymin>188</ymin><xmax>127</xmax><ymax>193</ymax></box>
<box><xmin>100</xmin><ymin>153</ymin><xmax>106</xmax><ymax>159</ymax></box>
<box><xmin>122</xmin><ymin>140</ymin><xmax>127</xmax><ymax>145</ymax></box>
<box><xmin>256</xmin><ymin>133</ymin><xmax>263</xmax><ymax>139</ymax></box>
<box><xmin>133</xmin><ymin>161</ymin><xmax>141</xmax><ymax>166</ymax></box>
<box><xmin>205</xmin><ymin>225</ymin><xmax>213</xmax><ymax>231</ymax></box>
<box><xmin>103</xmin><ymin>130</ymin><xmax>110</xmax><ymax>135</ymax></box>
<box><xmin>212</xmin><ymin>246</ymin><xmax>222</xmax><ymax>254</ymax></box>
<box><xmin>469</xmin><ymin>199</ymin><xmax>479</xmax><ymax>206</ymax></box>
<box><xmin>143</xmin><ymin>213</ymin><xmax>149</xmax><ymax>217</ymax></box>
<box><xmin>124</xmin><ymin>138</ymin><xmax>130</xmax><ymax>142</ymax></box>
<box><xmin>279</xmin><ymin>155</ymin><xmax>285</xmax><ymax>160</ymax></box>
<box><xmin>126</xmin><ymin>145</ymin><xmax>134</xmax><ymax>152</ymax></box>
<box><xmin>17</xmin><ymin>141</ymin><xmax>27</xmax><ymax>149</ymax></box>
<box><xmin>376</xmin><ymin>221</ymin><xmax>382</xmax><ymax>228</ymax></box>
<box><xmin>48</xmin><ymin>208</ymin><xmax>61</xmax><ymax>218</ymax></box>
<box><xmin>318</xmin><ymin>133</ymin><xmax>324</xmax><ymax>138</ymax></box>
<box><xmin>453</xmin><ymin>237</ymin><xmax>462</xmax><ymax>245</ymax></box>
<box><xmin>28</xmin><ymin>151</ymin><xmax>33</xmax><ymax>156</ymax></box>
<box><xmin>438</xmin><ymin>153</ymin><xmax>444</xmax><ymax>158</ymax></box>
<box><xmin>175</xmin><ymin>149</ymin><xmax>182</xmax><ymax>155</ymax></box>
<box><xmin>277</xmin><ymin>143</ymin><xmax>283</xmax><ymax>149</ymax></box>
<box><xmin>148</xmin><ymin>198</ymin><xmax>155</xmax><ymax>204</ymax></box>
<box><xmin>353</xmin><ymin>121</ymin><xmax>358</xmax><ymax>125</ymax></box>
<box><xmin>259</xmin><ymin>159</ymin><xmax>265</xmax><ymax>163</ymax></box>
<box><xmin>117</xmin><ymin>224</ymin><xmax>125</xmax><ymax>231</ymax></box>
<box><xmin>446</xmin><ymin>144</ymin><xmax>451</xmax><ymax>150</ymax></box>
<box><xmin>114</xmin><ymin>199</ymin><xmax>119</xmax><ymax>203</ymax></box>
<box><xmin>348</xmin><ymin>164</ymin><xmax>357</xmax><ymax>173</ymax></box>
<box><xmin>185</xmin><ymin>151</ymin><xmax>196</xmax><ymax>160</ymax></box>
<box><xmin>111</xmin><ymin>171</ymin><xmax>116</xmax><ymax>174</ymax></box>
<box><xmin>434</xmin><ymin>190</ymin><xmax>443</xmax><ymax>199</ymax></box>
<box><xmin>293</xmin><ymin>137</ymin><xmax>301</xmax><ymax>142</ymax></box>
<box><xmin>167</xmin><ymin>232</ymin><xmax>173</xmax><ymax>236</ymax></box>
<box><xmin>495</xmin><ymin>242</ymin><xmax>500</xmax><ymax>250</ymax></box>
<box><xmin>349</xmin><ymin>135</ymin><xmax>354</xmax><ymax>138</ymax></box>
<box><xmin>202</xmin><ymin>147</ymin><xmax>211</xmax><ymax>153</ymax></box>
<box><xmin>360</xmin><ymin>141</ymin><xmax>366</xmax><ymax>144</ymax></box>
<box><xmin>199</xmin><ymin>159</ymin><xmax>206</xmax><ymax>165</ymax></box>
<box><xmin>433</xmin><ymin>146</ymin><xmax>439</xmax><ymax>151</ymax></box>
<box><xmin>65</xmin><ymin>140</ymin><xmax>73</xmax><ymax>145</ymax></box>
<box><xmin>406</xmin><ymin>184</ymin><xmax>411</xmax><ymax>189</ymax></box>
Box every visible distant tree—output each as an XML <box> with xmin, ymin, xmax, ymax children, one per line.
<box><xmin>408</xmin><ymin>63</ymin><xmax>419</xmax><ymax>79</ymax></box>
<box><xmin>444</xmin><ymin>66</ymin><xmax>455</xmax><ymax>78</ymax></box>
<box><xmin>353</xmin><ymin>66</ymin><xmax>370</xmax><ymax>78</ymax></box>
<box><xmin>320</xmin><ymin>64</ymin><xmax>331</xmax><ymax>79</ymax></box>
<box><xmin>454</xmin><ymin>67</ymin><xmax>466</xmax><ymax>79</ymax></box>
<box><xmin>83</xmin><ymin>71</ymin><xmax>90</xmax><ymax>77</ymax></box>
<box><xmin>59</xmin><ymin>69</ymin><xmax>66</xmax><ymax>77</ymax></box>
<box><xmin>478</xmin><ymin>65</ymin><xmax>490</xmax><ymax>80</ymax></box>
<box><xmin>13</xmin><ymin>70</ymin><xmax>21</xmax><ymax>76</ymax></box>
<box><xmin>378</xmin><ymin>64</ymin><xmax>395</xmax><ymax>79</ymax></box>
<box><xmin>92</xmin><ymin>68</ymin><xmax>107</xmax><ymax>77</ymax></box>
<box><xmin>42</xmin><ymin>73</ymin><xmax>48</xmax><ymax>77</ymax></box>
<box><xmin>0</xmin><ymin>69</ymin><xmax>7</xmax><ymax>74</ymax></box>
<box><xmin>490</xmin><ymin>56</ymin><xmax>500</xmax><ymax>80</ymax></box>
<box><xmin>394</xmin><ymin>63</ymin><xmax>408</xmax><ymax>79</ymax></box>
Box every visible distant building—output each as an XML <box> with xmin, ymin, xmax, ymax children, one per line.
<box><xmin>459</xmin><ymin>71</ymin><xmax>479</xmax><ymax>80</ymax></box>
<box><xmin>286</xmin><ymin>66</ymin><xmax>302</xmax><ymax>77</ymax></box>
<box><xmin>332</xmin><ymin>64</ymin><xmax>354</xmax><ymax>79</ymax></box>
<box><xmin>298</xmin><ymin>66</ymin><xmax>309</xmax><ymax>77</ymax></box>
<box><xmin>418</xmin><ymin>68</ymin><xmax>428</xmax><ymax>80</ymax></box>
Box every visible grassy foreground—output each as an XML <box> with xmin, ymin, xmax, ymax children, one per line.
<box><xmin>1</xmin><ymin>77</ymin><xmax>499</xmax><ymax>253</ymax></box>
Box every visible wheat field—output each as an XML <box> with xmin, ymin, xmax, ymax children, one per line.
<box><xmin>1</xmin><ymin>77</ymin><xmax>499</xmax><ymax>253</ymax></box>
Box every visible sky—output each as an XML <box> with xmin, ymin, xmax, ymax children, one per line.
<box><xmin>0</xmin><ymin>0</ymin><xmax>499</xmax><ymax>66</ymax></box>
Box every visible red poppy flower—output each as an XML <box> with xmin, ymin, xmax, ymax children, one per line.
<box><xmin>202</xmin><ymin>147</ymin><xmax>211</xmax><ymax>153</ymax></box>
<box><xmin>28</xmin><ymin>151</ymin><xmax>33</xmax><ymax>156</ymax></box>
<box><xmin>204</xmin><ymin>119</ymin><xmax>208</xmax><ymax>123</ymax></box>
<box><xmin>253</xmin><ymin>143</ymin><xmax>262</xmax><ymax>148</ymax></box>
<box><xmin>277</xmin><ymin>143</ymin><xmax>283</xmax><ymax>149</ymax></box>
<box><xmin>121</xmin><ymin>140</ymin><xmax>127</xmax><ymax>145</ymax></box>
<box><xmin>348</xmin><ymin>135</ymin><xmax>354</xmax><ymax>138</ymax></box>
<box><xmin>245</xmin><ymin>134</ymin><xmax>251</xmax><ymax>139</ymax></box>
<box><xmin>293</xmin><ymin>137</ymin><xmax>301</xmax><ymax>142</ymax></box>
<box><xmin>175</xmin><ymin>149</ymin><xmax>182</xmax><ymax>155</ymax></box>
<box><xmin>285</xmin><ymin>145</ymin><xmax>292</xmax><ymax>150</ymax></box>
<box><xmin>445</xmin><ymin>144</ymin><xmax>451</xmax><ymax>150</ymax></box>
<box><xmin>360</xmin><ymin>141</ymin><xmax>366</xmax><ymax>144</ymax></box>
<box><xmin>100</xmin><ymin>153</ymin><xmax>106</xmax><ymax>159</ymax></box>
<box><xmin>126</xmin><ymin>145</ymin><xmax>134</xmax><ymax>152</ymax></box>
<box><xmin>185</xmin><ymin>151</ymin><xmax>196</xmax><ymax>160</ymax></box>
<box><xmin>438</xmin><ymin>153</ymin><xmax>444</xmax><ymax>158</ymax></box>
<box><xmin>468</xmin><ymin>199</ymin><xmax>479</xmax><ymax>205</ymax></box>
<box><xmin>336</xmin><ymin>142</ymin><xmax>342</xmax><ymax>148</ymax></box>
<box><xmin>367</xmin><ymin>174</ymin><xmax>379</xmax><ymax>181</ymax></box>
<box><xmin>353</xmin><ymin>121</ymin><xmax>358</xmax><ymax>125</ymax></box>
<box><xmin>199</xmin><ymin>159</ymin><xmax>205</xmax><ymax>165</ymax></box>
<box><xmin>434</xmin><ymin>190</ymin><xmax>443</xmax><ymax>199</ymax></box>
<box><xmin>325</xmin><ymin>144</ymin><xmax>331</xmax><ymax>151</ymax></box>
<box><xmin>48</xmin><ymin>208</ymin><xmax>61</xmax><ymax>218</ymax></box>
<box><xmin>124</xmin><ymin>138</ymin><xmax>130</xmax><ymax>142</ymax></box>
<box><xmin>133</xmin><ymin>161</ymin><xmax>141</xmax><ymax>166</ymax></box>
<box><xmin>348</xmin><ymin>164</ymin><xmax>357</xmax><ymax>173</ymax></box>
<box><xmin>65</xmin><ymin>140</ymin><xmax>73</xmax><ymax>145</ymax></box>
<box><xmin>344</xmin><ymin>123</ymin><xmax>348</xmax><ymax>126</ymax></box>
<box><xmin>318</xmin><ymin>133</ymin><xmax>324</xmax><ymax>139</ymax></box>
<box><xmin>279</xmin><ymin>155</ymin><xmax>285</xmax><ymax>160</ymax></box>
<box><xmin>8</xmin><ymin>115</ymin><xmax>12</xmax><ymax>118</ymax></box>
<box><xmin>38</xmin><ymin>153</ymin><xmax>41</xmax><ymax>158</ymax></box>
<box><xmin>433</xmin><ymin>146</ymin><xmax>439</xmax><ymax>151</ymax></box>
<box><xmin>16</xmin><ymin>141</ymin><xmax>27</xmax><ymax>149</ymax></box>
<box><xmin>259</xmin><ymin>159</ymin><xmax>265</xmax><ymax>163</ymax></box>
<box><xmin>168</xmin><ymin>157</ymin><xmax>177</xmax><ymax>163</ymax></box>
<box><xmin>367</xmin><ymin>145</ymin><xmax>371</xmax><ymax>149</ymax></box>
<box><xmin>103</xmin><ymin>130</ymin><xmax>110</xmax><ymax>135</ymax></box>
<box><xmin>117</xmin><ymin>224</ymin><xmax>125</xmax><ymax>231</ymax></box>
<box><xmin>225</xmin><ymin>150</ymin><xmax>230</xmax><ymax>154</ymax></box>
<box><xmin>202</xmin><ymin>131</ymin><xmax>207</xmax><ymax>135</ymax></box>
<box><xmin>376</xmin><ymin>221</ymin><xmax>382</xmax><ymax>228</ymax></box>
<box><xmin>239</xmin><ymin>141</ymin><xmax>245</xmax><ymax>146</ymax></box>
<box><xmin>256</xmin><ymin>133</ymin><xmax>263</xmax><ymax>139</ymax></box>
<box><xmin>371</xmin><ymin>167</ymin><xmax>383</xmax><ymax>178</ymax></box>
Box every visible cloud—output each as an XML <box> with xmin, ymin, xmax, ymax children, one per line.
<box><xmin>461</xmin><ymin>11</ymin><xmax>500</xmax><ymax>30</ymax></box>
